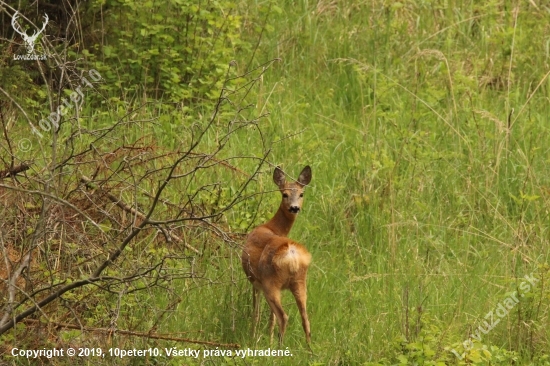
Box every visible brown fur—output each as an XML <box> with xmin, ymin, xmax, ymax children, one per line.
<box><xmin>241</xmin><ymin>165</ymin><xmax>312</xmax><ymax>344</ymax></box>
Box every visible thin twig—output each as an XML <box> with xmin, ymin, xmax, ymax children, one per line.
<box><xmin>79</xmin><ymin>175</ymin><xmax>200</xmax><ymax>254</ymax></box>
<box><xmin>23</xmin><ymin>319</ymin><xmax>240</xmax><ymax>348</ymax></box>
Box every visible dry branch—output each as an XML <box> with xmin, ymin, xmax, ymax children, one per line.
<box><xmin>23</xmin><ymin>319</ymin><xmax>240</xmax><ymax>348</ymax></box>
<box><xmin>79</xmin><ymin>175</ymin><xmax>200</xmax><ymax>254</ymax></box>
<box><xmin>0</xmin><ymin>163</ymin><xmax>31</xmax><ymax>179</ymax></box>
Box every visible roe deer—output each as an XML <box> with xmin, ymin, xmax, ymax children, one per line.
<box><xmin>241</xmin><ymin>165</ymin><xmax>312</xmax><ymax>345</ymax></box>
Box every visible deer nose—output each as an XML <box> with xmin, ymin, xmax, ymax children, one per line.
<box><xmin>289</xmin><ymin>206</ymin><xmax>300</xmax><ymax>213</ymax></box>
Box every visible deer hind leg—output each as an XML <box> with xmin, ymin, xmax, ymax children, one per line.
<box><xmin>251</xmin><ymin>286</ymin><xmax>261</xmax><ymax>339</ymax></box>
<box><xmin>291</xmin><ymin>280</ymin><xmax>311</xmax><ymax>343</ymax></box>
<box><xmin>268</xmin><ymin>310</ymin><xmax>276</xmax><ymax>344</ymax></box>
<box><xmin>263</xmin><ymin>286</ymin><xmax>288</xmax><ymax>345</ymax></box>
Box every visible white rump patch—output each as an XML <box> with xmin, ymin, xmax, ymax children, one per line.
<box><xmin>275</xmin><ymin>244</ymin><xmax>299</xmax><ymax>273</ymax></box>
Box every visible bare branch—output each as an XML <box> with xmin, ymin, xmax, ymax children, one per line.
<box><xmin>22</xmin><ymin>319</ymin><xmax>240</xmax><ymax>348</ymax></box>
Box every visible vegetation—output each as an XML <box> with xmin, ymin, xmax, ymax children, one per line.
<box><xmin>1</xmin><ymin>0</ymin><xmax>550</xmax><ymax>364</ymax></box>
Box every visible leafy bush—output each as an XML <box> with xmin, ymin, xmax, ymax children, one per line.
<box><xmin>85</xmin><ymin>0</ymin><xmax>248</xmax><ymax>104</ymax></box>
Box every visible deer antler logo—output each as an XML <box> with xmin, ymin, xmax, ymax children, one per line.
<box><xmin>11</xmin><ymin>11</ymin><xmax>49</xmax><ymax>54</ymax></box>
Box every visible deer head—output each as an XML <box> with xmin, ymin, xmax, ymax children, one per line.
<box><xmin>12</xmin><ymin>11</ymin><xmax>49</xmax><ymax>54</ymax></box>
<box><xmin>273</xmin><ymin>165</ymin><xmax>312</xmax><ymax>214</ymax></box>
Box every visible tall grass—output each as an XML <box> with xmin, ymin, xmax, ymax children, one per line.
<box><xmin>165</xmin><ymin>0</ymin><xmax>550</xmax><ymax>364</ymax></box>
<box><xmin>9</xmin><ymin>0</ymin><xmax>550</xmax><ymax>364</ymax></box>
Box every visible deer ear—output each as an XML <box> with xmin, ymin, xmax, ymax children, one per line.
<box><xmin>297</xmin><ymin>165</ymin><xmax>312</xmax><ymax>186</ymax></box>
<box><xmin>273</xmin><ymin>166</ymin><xmax>286</xmax><ymax>188</ymax></box>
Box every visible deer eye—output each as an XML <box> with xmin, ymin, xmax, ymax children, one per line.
<box><xmin>283</xmin><ymin>193</ymin><xmax>289</xmax><ymax>198</ymax></box>
<box><xmin>300</xmin><ymin>193</ymin><xmax>304</xmax><ymax>197</ymax></box>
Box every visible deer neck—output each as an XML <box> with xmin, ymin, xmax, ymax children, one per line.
<box><xmin>264</xmin><ymin>204</ymin><xmax>296</xmax><ymax>237</ymax></box>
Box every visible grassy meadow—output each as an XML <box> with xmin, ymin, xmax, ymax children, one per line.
<box><xmin>144</xmin><ymin>1</ymin><xmax>550</xmax><ymax>364</ymax></box>
<box><xmin>195</xmin><ymin>1</ymin><xmax>550</xmax><ymax>364</ymax></box>
<box><xmin>4</xmin><ymin>0</ymin><xmax>550</xmax><ymax>365</ymax></box>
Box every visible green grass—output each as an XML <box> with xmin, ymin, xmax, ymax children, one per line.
<box><xmin>126</xmin><ymin>1</ymin><xmax>550</xmax><ymax>364</ymax></box>
<box><xmin>165</xmin><ymin>1</ymin><xmax>550</xmax><ymax>364</ymax></box>
<box><xmin>5</xmin><ymin>0</ymin><xmax>550</xmax><ymax>365</ymax></box>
